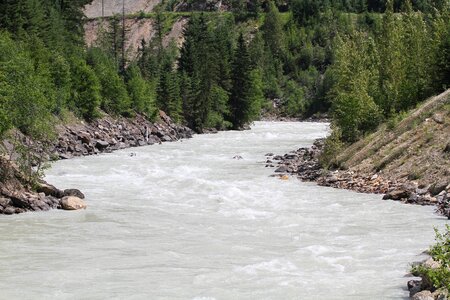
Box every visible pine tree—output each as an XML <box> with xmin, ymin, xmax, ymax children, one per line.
<box><xmin>229</xmin><ymin>33</ymin><xmax>254</xmax><ymax>129</ymax></box>
<box><xmin>377</xmin><ymin>0</ymin><xmax>404</xmax><ymax>114</ymax></box>
<box><xmin>261</xmin><ymin>1</ymin><xmax>285</xmax><ymax>60</ymax></box>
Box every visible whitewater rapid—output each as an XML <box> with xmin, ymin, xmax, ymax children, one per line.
<box><xmin>0</xmin><ymin>122</ymin><xmax>446</xmax><ymax>299</ymax></box>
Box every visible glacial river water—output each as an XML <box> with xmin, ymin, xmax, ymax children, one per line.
<box><xmin>0</xmin><ymin>122</ymin><xmax>447</xmax><ymax>299</ymax></box>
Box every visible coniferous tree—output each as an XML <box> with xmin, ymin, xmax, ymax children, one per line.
<box><xmin>229</xmin><ymin>33</ymin><xmax>254</xmax><ymax>129</ymax></box>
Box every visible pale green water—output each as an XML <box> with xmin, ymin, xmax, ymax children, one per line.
<box><xmin>0</xmin><ymin>122</ymin><xmax>447</xmax><ymax>299</ymax></box>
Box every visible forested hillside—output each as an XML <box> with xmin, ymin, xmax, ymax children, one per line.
<box><xmin>0</xmin><ymin>0</ymin><xmax>449</xmax><ymax>152</ymax></box>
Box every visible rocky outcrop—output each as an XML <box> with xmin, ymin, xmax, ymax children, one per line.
<box><xmin>53</xmin><ymin>111</ymin><xmax>193</xmax><ymax>160</ymax></box>
<box><xmin>0</xmin><ymin>157</ymin><xmax>65</xmax><ymax>214</ymax></box>
<box><xmin>84</xmin><ymin>0</ymin><xmax>160</xmax><ymax>18</ymax></box>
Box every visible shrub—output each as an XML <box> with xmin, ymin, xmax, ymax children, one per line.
<box><xmin>412</xmin><ymin>225</ymin><xmax>450</xmax><ymax>291</ymax></box>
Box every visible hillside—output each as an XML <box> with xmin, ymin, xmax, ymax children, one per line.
<box><xmin>84</xmin><ymin>0</ymin><xmax>161</xmax><ymax>18</ymax></box>
<box><xmin>273</xmin><ymin>89</ymin><xmax>450</xmax><ymax>210</ymax></box>
<box><xmin>84</xmin><ymin>16</ymin><xmax>188</xmax><ymax>59</ymax></box>
<box><xmin>336</xmin><ymin>89</ymin><xmax>449</xmax><ymax>189</ymax></box>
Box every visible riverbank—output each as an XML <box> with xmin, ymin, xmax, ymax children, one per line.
<box><xmin>0</xmin><ymin>111</ymin><xmax>194</xmax><ymax>215</ymax></box>
<box><xmin>270</xmin><ymin>90</ymin><xmax>450</xmax><ymax>216</ymax></box>
<box><xmin>269</xmin><ymin>138</ymin><xmax>450</xmax><ymax>213</ymax></box>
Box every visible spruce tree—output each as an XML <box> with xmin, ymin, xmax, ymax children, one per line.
<box><xmin>229</xmin><ymin>33</ymin><xmax>253</xmax><ymax>129</ymax></box>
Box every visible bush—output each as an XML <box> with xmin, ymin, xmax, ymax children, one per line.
<box><xmin>319</xmin><ymin>128</ymin><xmax>344</xmax><ymax>169</ymax></box>
<box><xmin>412</xmin><ymin>225</ymin><xmax>450</xmax><ymax>291</ymax></box>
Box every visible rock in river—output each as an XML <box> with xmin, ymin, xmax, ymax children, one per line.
<box><xmin>61</xmin><ymin>196</ymin><xmax>87</xmax><ymax>210</ymax></box>
<box><xmin>64</xmin><ymin>189</ymin><xmax>85</xmax><ymax>199</ymax></box>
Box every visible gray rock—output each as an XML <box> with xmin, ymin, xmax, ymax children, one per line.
<box><xmin>432</xmin><ymin>113</ymin><xmax>444</xmax><ymax>124</ymax></box>
<box><xmin>61</xmin><ymin>196</ymin><xmax>86</xmax><ymax>210</ymax></box>
<box><xmin>3</xmin><ymin>207</ymin><xmax>15</xmax><ymax>215</ymax></box>
<box><xmin>383</xmin><ymin>189</ymin><xmax>410</xmax><ymax>200</ymax></box>
<box><xmin>37</xmin><ymin>183</ymin><xmax>64</xmax><ymax>198</ymax></box>
<box><xmin>412</xmin><ymin>290</ymin><xmax>434</xmax><ymax>300</ymax></box>
<box><xmin>429</xmin><ymin>181</ymin><xmax>448</xmax><ymax>196</ymax></box>
<box><xmin>327</xmin><ymin>175</ymin><xmax>339</xmax><ymax>183</ymax></box>
<box><xmin>59</xmin><ymin>153</ymin><xmax>73</xmax><ymax>160</ymax></box>
<box><xmin>275</xmin><ymin>166</ymin><xmax>289</xmax><ymax>173</ymax></box>
<box><xmin>431</xmin><ymin>288</ymin><xmax>449</xmax><ymax>300</ymax></box>
<box><xmin>95</xmin><ymin>140</ymin><xmax>109</xmax><ymax>149</ymax></box>
<box><xmin>408</xmin><ymin>280</ymin><xmax>422</xmax><ymax>297</ymax></box>
<box><xmin>423</xmin><ymin>257</ymin><xmax>441</xmax><ymax>269</ymax></box>
<box><xmin>0</xmin><ymin>197</ymin><xmax>11</xmax><ymax>208</ymax></box>
<box><xmin>64</xmin><ymin>189</ymin><xmax>85</xmax><ymax>199</ymax></box>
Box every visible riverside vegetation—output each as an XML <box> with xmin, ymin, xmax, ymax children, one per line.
<box><xmin>0</xmin><ymin>0</ymin><xmax>449</xmax><ymax>297</ymax></box>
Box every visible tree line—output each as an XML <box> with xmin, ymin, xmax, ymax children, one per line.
<box><xmin>0</xmin><ymin>0</ymin><xmax>449</xmax><ymax>143</ymax></box>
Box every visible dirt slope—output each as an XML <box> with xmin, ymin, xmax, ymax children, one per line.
<box><xmin>84</xmin><ymin>17</ymin><xmax>187</xmax><ymax>59</ymax></box>
<box><xmin>84</xmin><ymin>0</ymin><xmax>161</xmax><ymax>19</ymax></box>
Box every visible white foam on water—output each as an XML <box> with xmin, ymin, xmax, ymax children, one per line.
<box><xmin>0</xmin><ymin>121</ymin><xmax>447</xmax><ymax>299</ymax></box>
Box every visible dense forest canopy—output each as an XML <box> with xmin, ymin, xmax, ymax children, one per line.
<box><xmin>0</xmin><ymin>0</ymin><xmax>448</xmax><ymax>144</ymax></box>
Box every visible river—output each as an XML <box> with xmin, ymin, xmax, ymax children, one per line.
<box><xmin>0</xmin><ymin>122</ymin><xmax>446</xmax><ymax>299</ymax></box>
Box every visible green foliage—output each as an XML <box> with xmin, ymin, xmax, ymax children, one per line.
<box><xmin>126</xmin><ymin>64</ymin><xmax>157</xmax><ymax>120</ymax></box>
<box><xmin>87</xmin><ymin>47</ymin><xmax>131</xmax><ymax>116</ymax></box>
<box><xmin>319</xmin><ymin>128</ymin><xmax>345</xmax><ymax>169</ymax></box>
<box><xmin>283</xmin><ymin>80</ymin><xmax>306</xmax><ymax>117</ymax></box>
<box><xmin>206</xmin><ymin>85</ymin><xmax>231</xmax><ymax>129</ymax></box>
<box><xmin>229</xmin><ymin>33</ymin><xmax>260</xmax><ymax>129</ymax></box>
<box><xmin>327</xmin><ymin>1</ymin><xmax>448</xmax><ymax>142</ymax></box>
<box><xmin>329</xmin><ymin>33</ymin><xmax>382</xmax><ymax>142</ymax></box>
<box><xmin>69</xmin><ymin>57</ymin><xmax>101</xmax><ymax>120</ymax></box>
<box><xmin>0</xmin><ymin>32</ymin><xmax>55</xmax><ymax>137</ymax></box>
<box><xmin>412</xmin><ymin>225</ymin><xmax>450</xmax><ymax>291</ymax></box>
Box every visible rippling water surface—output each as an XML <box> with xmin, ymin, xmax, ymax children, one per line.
<box><xmin>0</xmin><ymin>122</ymin><xmax>447</xmax><ymax>299</ymax></box>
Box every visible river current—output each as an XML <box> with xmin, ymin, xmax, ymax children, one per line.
<box><xmin>0</xmin><ymin>122</ymin><xmax>447</xmax><ymax>299</ymax></box>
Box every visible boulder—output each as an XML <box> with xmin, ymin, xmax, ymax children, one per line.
<box><xmin>382</xmin><ymin>189</ymin><xmax>410</xmax><ymax>200</ymax></box>
<box><xmin>0</xmin><ymin>197</ymin><xmax>11</xmax><ymax>208</ymax></box>
<box><xmin>429</xmin><ymin>181</ymin><xmax>448</xmax><ymax>196</ymax></box>
<box><xmin>61</xmin><ymin>196</ymin><xmax>86</xmax><ymax>210</ymax></box>
<box><xmin>95</xmin><ymin>140</ymin><xmax>109</xmax><ymax>149</ymax></box>
<box><xmin>412</xmin><ymin>290</ymin><xmax>434</xmax><ymax>300</ymax></box>
<box><xmin>8</xmin><ymin>194</ymin><xmax>31</xmax><ymax>209</ymax></box>
<box><xmin>275</xmin><ymin>166</ymin><xmax>289</xmax><ymax>173</ymax></box>
<box><xmin>36</xmin><ymin>182</ymin><xmax>64</xmax><ymax>198</ymax></box>
<box><xmin>423</xmin><ymin>257</ymin><xmax>441</xmax><ymax>269</ymax></box>
<box><xmin>63</xmin><ymin>189</ymin><xmax>85</xmax><ymax>199</ymax></box>
<box><xmin>432</xmin><ymin>113</ymin><xmax>444</xmax><ymax>124</ymax></box>
<box><xmin>59</xmin><ymin>153</ymin><xmax>73</xmax><ymax>160</ymax></box>
<box><xmin>3</xmin><ymin>206</ymin><xmax>15</xmax><ymax>215</ymax></box>
<box><xmin>408</xmin><ymin>280</ymin><xmax>422</xmax><ymax>297</ymax></box>
<box><xmin>431</xmin><ymin>288</ymin><xmax>449</xmax><ymax>300</ymax></box>
<box><xmin>79</xmin><ymin>133</ymin><xmax>91</xmax><ymax>145</ymax></box>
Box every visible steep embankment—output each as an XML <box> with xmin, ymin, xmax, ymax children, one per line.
<box><xmin>0</xmin><ymin>111</ymin><xmax>193</xmax><ymax>215</ymax></box>
<box><xmin>336</xmin><ymin>89</ymin><xmax>450</xmax><ymax>188</ymax></box>
<box><xmin>84</xmin><ymin>0</ymin><xmax>161</xmax><ymax>18</ymax></box>
<box><xmin>84</xmin><ymin>17</ymin><xmax>188</xmax><ymax>59</ymax></box>
<box><xmin>272</xmin><ymin>89</ymin><xmax>450</xmax><ymax>210</ymax></box>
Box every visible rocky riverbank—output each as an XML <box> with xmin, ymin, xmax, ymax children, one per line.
<box><xmin>53</xmin><ymin>111</ymin><xmax>193</xmax><ymax>160</ymax></box>
<box><xmin>407</xmin><ymin>256</ymin><xmax>449</xmax><ymax>300</ymax></box>
<box><xmin>268</xmin><ymin>139</ymin><xmax>450</xmax><ymax>217</ymax></box>
<box><xmin>0</xmin><ymin>111</ymin><xmax>194</xmax><ymax>215</ymax></box>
